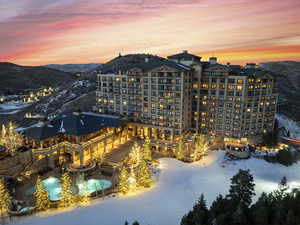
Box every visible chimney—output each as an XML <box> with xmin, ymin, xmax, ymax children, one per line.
<box><xmin>209</xmin><ymin>57</ymin><xmax>217</xmax><ymax>65</ymax></box>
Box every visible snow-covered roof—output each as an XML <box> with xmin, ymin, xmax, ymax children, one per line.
<box><xmin>22</xmin><ymin>112</ymin><xmax>125</xmax><ymax>140</ymax></box>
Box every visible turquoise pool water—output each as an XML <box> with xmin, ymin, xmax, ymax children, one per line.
<box><xmin>26</xmin><ymin>177</ymin><xmax>112</xmax><ymax>201</ymax></box>
<box><xmin>77</xmin><ymin>179</ymin><xmax>112</xmax><ymax>195</ymax></box>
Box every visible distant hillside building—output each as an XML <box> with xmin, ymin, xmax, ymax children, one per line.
<box><xmin>96</xmin><ymin>51</ymin><xmax>278</xmax><ymax>147</ymax></box>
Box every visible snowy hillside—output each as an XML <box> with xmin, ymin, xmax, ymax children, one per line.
<box><xmin>44</xmin><ymin>63</ymin><xmax>101</xmax><ymax>73</ymax></box>
<box><xmin>277</xmin><ymin>114</ymin><xmax>300</xmax><ymax>139</ymax></box>
<box><xmin>13</xmin><ymin>151</ymin><xmax>300</xmax><ymax>225</ymax></box>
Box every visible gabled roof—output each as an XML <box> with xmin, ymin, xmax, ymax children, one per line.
<box><xmin>100</xmin><ymin>57</ymin><xmax>191</xmax><ymax>74</ymax></box>
<box><xmin>22</xmin><ymin>112</ymin><xmax>125</xmax><ymax>141</ymax></box>
<box><xmin>168</xmin><ymin>51</ymin><xmax>201</xmax><ymax>60</ymax></box>
<box><xmin>202</xmin><ymin>63</ymin><xmax>230</xmax><ymax>72</ymax></box>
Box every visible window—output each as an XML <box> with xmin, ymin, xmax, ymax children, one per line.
<box><xmin>228</xmin><ymin>79</ymin><xmax>235</xmax><ymax>84</ymax></box>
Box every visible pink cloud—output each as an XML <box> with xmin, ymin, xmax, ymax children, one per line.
<box><xmin>0</xmin><ymin>0</ymin><xmax>300</xmax><ymax>65</ymax></box>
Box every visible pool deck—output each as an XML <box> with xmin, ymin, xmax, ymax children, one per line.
<box><xmin>13</xmin><ymin>137</ymin><xmax>164</xmax><ymax>205</ymax></box>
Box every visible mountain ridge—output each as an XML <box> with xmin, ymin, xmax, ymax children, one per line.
<box><xmin>43</xmin><ymin>63</ymin><xmax>101</xmax><ymax>73</ymax></box>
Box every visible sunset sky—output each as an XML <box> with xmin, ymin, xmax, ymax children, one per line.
<box><xmin>0</xmin><ymin>0</ymin><xmax>300</xmax><ymax>65</ymax></box>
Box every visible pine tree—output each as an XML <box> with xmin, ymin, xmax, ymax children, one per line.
<box><xmin>119</xmin><ymin>166</ymin><xmax>130</xmax><ymax>194</ymax></box>
<box><xmin>273</xmin><ymin>176</ymin><xmax>289</xmax><ymax>200</ymax></box>
<box><xmin>286</xmin><ymin>209</ymin><xmax>297</xmax><ymax>225</ymax></box>
<box><xmin>2</xmin><ymin>122</ymin><xmax>23</xmax><ymax>156</ymax></box>
<box><xmin>59</xmin><ymin>173</ymin><xmax>75</xmax><ymax>208</ymax></box>
<box><xmin>227</xmin><ymin>169</ymin><xmax>255</xmax><ymax>207</ymax></box>
<box><xmin>128</xmin><ymin>167</ymin><xmax>137</xmax><ymax>192</ymax></box>
<box><xmin>136</xmin><ymin>160</ymin><xmax>152</xmax><ymax>188</ymax></box>
<box><xmin>193</xmin><ymin>135</ymin><xmax>209</xmax><ymax>161</ymax></box>
<box><xmin>132</xmin><ymin>221</ymin><xmax>140</xmax><ymax>225</ymax></box>
<box><xmin>128</xmin><ymin>142</ymin><xmax>142</xmax><ymax>166</ymax></box>
<box><xmin>0</xmin><ymin>180</ymin><xmax>11</xmax><ymax>215</ymax></box>
<box><xmin>174</xmin><ymin>136</ymin><xmax>185</xmax><ymax>161</ymax></box>
<box><xmin>251</xmin><ymin>192</ymin><xmax>271</xmax><ymax>225</ymax></box>
<box><xmin>0</xmin><ymin>124</ymin><xmax>6</xmax><ymax>145</ymax></box>
<box><xmin>210</xmin><ymin>194</ymin><xmax>230</xmax><ymax>219</ymax></box>
<box><xmin>142</xmin><ymin>137</ymin><xmax>152</xmax><ymax>162</ymax></box>
<box><xmin>181</xmin><ymin>194</ymin><xmax>211</xmax><ymax>225</ymax></box>
<box><xmin>80</xmin><ymin>182</ymin><xmax>90</xmax><ymax>205</ymax></box>
<box><xmin>34</xmin><ymin>176</ymin><xmax>51</xmax><ymax>211</ymax></box>
<box><xmin>231</xmin><ymin>202</ymin><xmax>249</xmax><ymax>225</ymax></box>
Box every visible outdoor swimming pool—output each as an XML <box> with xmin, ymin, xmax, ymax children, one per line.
<box><xmin>26</xmin><ymin>177</ymin><xmax>112</xmax><ymax>201</ymax></box>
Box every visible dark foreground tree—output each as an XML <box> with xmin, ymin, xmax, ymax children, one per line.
<box><xmin>180</xmin><ymin>173</ymin><xmax>300</xmax><ymax>225</ymax></box>
<box><xmin>181</xmin><ymin>194</ymin><xmax>211</xmax><ymax>225</ymax></box>
<box><xmin>227</xmin><ymin>169</ymin><xmax>255</xmax><ymax>207</ymax></box>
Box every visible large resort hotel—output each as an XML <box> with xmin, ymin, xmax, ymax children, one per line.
<box><xmin>95</xmin><ymin>51</ymin><xmax>278</xmax><ymax>150</ymax></box>
<box><xmin>20</xmin><ymin>51</ymin><xmax>278</xmax><ymax>168</ymax></box>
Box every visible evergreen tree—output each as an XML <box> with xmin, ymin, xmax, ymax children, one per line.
<box><xmin>231</xmin><ymin>202</ymin><xmax>250</xmax><ymax>225</ymax></box>
<box><xmin>34</xmin><ymin>176</ymin><xmax>51</xmax><ymax>211</ymax></box>
<box><xmin>128</xmin><ymin>142</ymin><xmax>143</xmax><ymax>166</ymax></box>
<box><xmin>119</xmin><ymin>166</ymin><xmax>130</xmax><ymax>194</ymax></box>
<box><xmin>210</xmin><ymin>194</ymin><xmax>230</xmax><ymax>219</ymax></box>
<box><xmin>227</xmin><ymin>169</ymin><xmax>255</xmax><ymax>207</ymax></box>
<box><xmin>128</xmin><ymin>167</ymin><xmax>137</xmax><ymax>192</ymax></box>
<box><xmin>0</xmin><ymin>180</ymin><xmax>11</xmax><ymax>215</ymax></box>
<box><xmin>181</xmin><ymin>194</ymin><xmax>211</xmax><ymax>225</ymax></box>
<box><xmin>193</xmin><ymin>135</ymin><xmax>209</xmax><ymax>161</ymax></box>
<box><xmin>132</xmin><ymin>221</ymin><xmax>140</xmax><ymax>225</ymax></box>
<box><xmin>174</xmin><ymin>136</ymin><xmax>185</xmax><ymax>161</ymax></box>
<box><xmin>59</xmin><ymin>173</ymin><xmax>75</xmax><ymax>208</ymax></box>
<box><xmin>270</xmin><ymin>177</ymin><xmax>289</xmax><ymax>205</ymax></box>
<box><xmin>0</xmin><ymin>124</ymin><xmax>6</xmax><ymax>145</ymax></box>
<box><xmin>286</xmin><ymin>209</ymin><xmax>298</xmax><ymax>225</ymax></box>
<box><xmin>136</xmin><ymin>160</ymin><xmax>152</xmax><ymax>188</ymax></box>
<box><xmin>80</xmin><ymin>182</ymin><xmax>90</xmax><ymax>205</ymax></box>
<box><xmin>2</xmin><ymin>122</ymin><xmax>23</xmax><ymax>156</ymax></box>
<box><xmin>262</xmin><ymin>120</ymin><xmax>279</xmax><ymax>148</ymax></box>
<box><xmin>142</xmin><ymin>137</ymin><xmax>152</xmax><ymax>162</ymax></box>
<box><xmin>251</xmin><ymin>192</ymin><xmax>270</xmax><ymax>225</ymax></box>
<box><xmin>124</xmin><ymin>221</ymin><xmax>129</xmax><ymax>225</ymax></box>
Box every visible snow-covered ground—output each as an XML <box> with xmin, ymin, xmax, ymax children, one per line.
<box><xmin>13</xmin><ymin>151</ymin><xmax>300</xmax><ymax>225</ymax></box>
<box><xmin>0</xmin><ymin>101</ymin><xmax>32</xmax><ymax>114</ymax></box>
<box><xmin>277</xmin><ymin>114</ymin><xmax>300</xmax><ymax>139</ymax></box>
